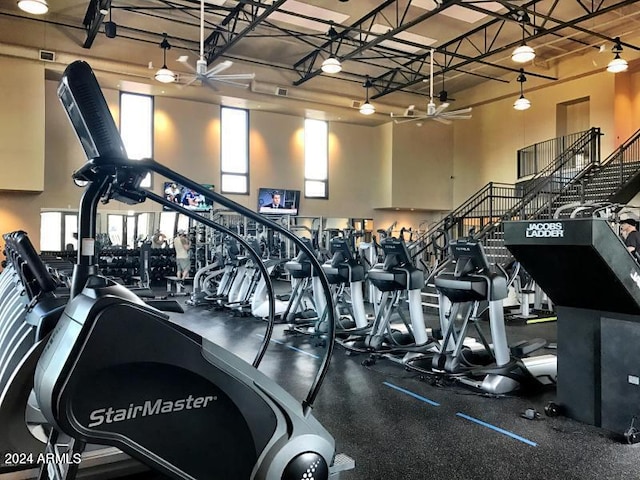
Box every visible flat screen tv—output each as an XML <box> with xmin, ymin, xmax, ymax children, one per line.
<box><xmin>164</xmin><ymin>182</ymin><xmax>214</xmax><ymax>212</ymax></box>
<box><xmin>258</xmin><ymin>188</ymin><xmax>300</xmax><ymax>215</ymax></box>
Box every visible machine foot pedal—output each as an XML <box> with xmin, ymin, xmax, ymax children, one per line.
<box><xmin>329</xmin><ymin>453</ymin><xmax>355</xmax><ymax>478</ymax></box>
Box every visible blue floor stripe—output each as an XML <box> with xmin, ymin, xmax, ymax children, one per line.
<box><xmin>256</xmin><ymin>334</ymin><xmax>319</xmax><ymax>359</ymax></box>
<box><xmin>383</xmin><ymin>382</ymin><xmax>440</xmax><ymax>406</ymax></box>
<box><xmin>456</xmin><ymin>412</ymin><xmax>537</xmax><ymax>447</ymax></box>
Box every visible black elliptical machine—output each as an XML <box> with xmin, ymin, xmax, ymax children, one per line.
<box><xmin>33</xmin><ymin>61</ymin><xmax>350</xmax><ymax>480</ymax></box>
<box><xmin>406</xmin><ymin>236</ymin><xmax>556</xmax><ymax>394</ymax></box>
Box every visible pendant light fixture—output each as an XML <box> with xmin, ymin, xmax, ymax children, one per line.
<box><xmin>359</xmin><ymin>76</ymin><xmax>375</xmax><ymax>115</ymax></box>
<box><xmin>321</xmin><ymin>25</ymin><xmax>342</xmax><ymax>74</ymax></box>
<box><xmin>513</xmin><ymin>69</ymin><xmax>531</xmax><ymax>111</ymax></box>
<box><xmin>607</xmin><ymin>37</ymin><xmax>628</xmax><ymax>73</ymax></box>
<box><xmin>104</xmin><ymin>4</ymin><xmax>117</xmax><ymax>39</ymax></box>
<box><xmin>512</xmin><ymin>15</ymin><xmax>535</xmax><ymax>64</ymax></box>
<box><xmin>17</xmin><ymin>0</ymin><xmax>48</xmax><ymax>15</ymax></box>
<box><xmin>155</xmin><ymin>33</ymin><xmax>176</xmax><ymax>83</ymax></box>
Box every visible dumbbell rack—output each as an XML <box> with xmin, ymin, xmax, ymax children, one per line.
<box><xmin>41</xmin><ymin>248</ymin><xmax>177</xmax><ymax>287</ymax></box>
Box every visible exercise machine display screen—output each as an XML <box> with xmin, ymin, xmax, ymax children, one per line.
<box><xmin>58</xmin><ymin>61</ymin><xmax>128</xmax><ymax>163</ymax></box>
<box><xmin>450</xmin><ymin>238</ymin><xmax>491</xmax><ymax>274</ymax></box>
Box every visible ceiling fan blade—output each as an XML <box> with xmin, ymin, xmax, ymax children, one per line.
<box><xmin>177</xmin><ymin>57</ymin><xmax>197</xmax><ymax>73</ymax></box>
<box><xmin>209</xmin><ymin>78</ymin><xmax>252</xmax><ymax>89</ymax></box>
<box><xmin>178</xmin><ymin>75</ymin><xmax>200</xmax><ymax>88</ymax></box>
<box><xmin>433</xmin><ymin>117</ymin><xmax>453</xmax><ymax>125</ymax></box>
<box><xmin>431</xmin><ymin>102</ymin><xmax>450</xmax><ymax>116</ymax></box>
<box><xmin>444</xmin><ymin>115</ymin><xmax>472</xmax><ymax>120</ymax></box>
<box><xmin>205</xmin><ymin>60</ymin><xmax>233</xmax><ymax>76</ymax></box>
<box><xmin>393</xmin><ymin>117</ymin><xmax>424</xmax><ymax>124</ymax></box>
<box><xmin>201</xmin><ymin>77</ymin><xmax>219</xmax><ymax>91</ymax></box>
<box><xmin>445</xmin><ymin>107</ymin><xmax>472</xmax><ymax>115</ymax></box>
<box><xmin>209</xmin><ymin>73</ymin><xmax>256</xmax><ymax>81</ymax></box>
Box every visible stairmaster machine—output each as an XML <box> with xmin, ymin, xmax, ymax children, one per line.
<box><xmin>33</xmin><ymin>60</ymin><xmax>352</xmax><ymax>479</ymax></box>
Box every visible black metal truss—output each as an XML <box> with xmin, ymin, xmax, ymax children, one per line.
<box><xmin>83</xmin><ymin>0</ymin><xmax>112</xmax><ymax>48</ymax></box>
<box><xmin>368</xmin><ymin>0</ymin><xmax>640</xmax><ymax>100</ymax></box>
<box><xmin>203</xmin><ymin>0</ymin><xmax>289</xmax><ymax>64</ymax></box>
<box><xmin>79</xmin><ymin>0</ymin><xmax>640</xmax><ymax>99</ymax></box>
<box><xmin>292</xmin><ymin>0</ymin><xmax>449</xmax><ymax>87</ymax></box>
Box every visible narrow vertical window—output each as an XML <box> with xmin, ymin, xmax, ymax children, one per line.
<box><xmin>120</xmin><ymin>92</ymin><xmax>153</xmax><ymax>188</ymax></box>
<box><xmin>40</xmin><ymin>212</ymin><xmax>62</xmax><ymax>251</ymax></box>
<box><xmin>304</xmin><ymin>119</ymin><xmax>328</xmax><ymax>198</ymax></box>
<box><xmin>220</xmin><ymin>107</ymin><xmax>249</xmax><ymax>194</ymax></box>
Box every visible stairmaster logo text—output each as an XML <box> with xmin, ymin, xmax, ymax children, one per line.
<box><xmin>525</xmin><ymin>222</ymin><xmax>564</xmax><ymax>238</ymax></box>
<box><xmin>87</xmin><ymin>394</ymin><xmax>217</xmax><ymax>428</ymax></box>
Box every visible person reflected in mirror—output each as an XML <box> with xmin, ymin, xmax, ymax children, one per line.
<box><xmin>151</xmin><ymin>230</ymin><xmax>167</xmax><ymax>249</ymax></box>
<box><xmin>620</xmin><ymin>218</ymin><xmax>640</xmax><ymax>257</ymax></box>
<box><xmin>173</xmin><ymin>230</ymin><xmax>191</xmax><ymax>280</ymax></box>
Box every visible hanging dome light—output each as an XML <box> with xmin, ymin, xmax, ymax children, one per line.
<box><xmin>607</xmin><ymin>38</ymin><xmax>628</xmax><ymax>73</ymax></box>
<box><xmin>513</xmin><ymin>95</ymin><xmax>531</xmax><ymax>111</ymax></box>
<box><xmin>155</xmin><ymin>33</ymin><xmax>176</xmax><ymax>84</ymax></box>
<box><xmin>512</xmin><ymin>16</ymin><xmax>535</xmax><ymax>64</ymax></box>
<box><xmin>359</xmin><ymin>76</ymin><xmax>375</xmax><ymax>115</ymax></box>
<box><xmin>17</xmin><ymin>0</ymin><xmax>48</xmax><ymax>14</ymax></box>
<box><xmin>359</xmin><ymin>102</ymin><xmax>375</xmax><ymax>115</ymax></box>
<box><xmin>155</xmin><ymin>67</ymin><xmax>176</xmax><ymax>83</ymax></box>
<box><xmin>511</xmin><ymin>44</ymin><xmax>536</xmax><ymax>63</ymax></box>
<box><xmin>513</xmin><ymin>68</ymin><xmax>531</xmax><ymax>111</ymax></box>
<box><xmin>607</xmin><ymin>54</ymin><xmax>628</xmax><ymax>73</ymax></box>
<box><xmin>321</xmin><ymin>56</ymin><xmax>342</xmax><ymax>74</ymax></box>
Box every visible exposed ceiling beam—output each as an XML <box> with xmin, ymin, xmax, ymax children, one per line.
<box><xmin>369</xmin><ymin>0</ymin><xmax>639</xmax><ymax>100</ymax></box>
<box><xmin>292</xmin><ymin>0</ymin><xmax>461</xmax><ymax>87</ymax></box>
<box><xmin>204</xmin><ymin>0</ymin><xmax>289</xmax><ymax>64</ymax></box>
<box><xmin>82</xmin><ymin>0</ymin><xmax>111</xmax><ymax>48</ymax></box>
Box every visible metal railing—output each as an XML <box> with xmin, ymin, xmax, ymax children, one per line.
<box><xmin>517</xmin><ymin>129</ymin><xmax>595</xmax><ymax>179</ymax></box>
<box><xmin>413</xmin><ymin>128</ymin><xmax>602</xmax><ymax>266</ymax></box>
<box><xmin>600</xmin><ymin>127</ymin><xmax>640</xmax><ymax>190</ymax></box>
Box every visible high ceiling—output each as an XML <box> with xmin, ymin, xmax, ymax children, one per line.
<box><xmin>2</xmin><ymin>0</ymin><xmax>640</xmax><ymax>124</ymax></box>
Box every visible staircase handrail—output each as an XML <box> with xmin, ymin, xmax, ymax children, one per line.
<box><xmin>468</xmin><ymin>128</ymin><xmax>601</xmax><ymax>261</ymax></box>
<box><xmin>409</xmin><ymin>181</ymin><xmax>515</xmax><ymax>258</ymax></box>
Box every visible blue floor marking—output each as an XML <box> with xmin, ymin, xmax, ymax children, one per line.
<box><xmin>456</xmin><ymin>412</ymin><xmax>538</xmax><ymax>447</ymax></box>
<box><xmin>256</xmin><ymin>334</ymin><xmax>319</xmax><ymax>359</ymax></box>
<box><xmin>383</xmin><ymin>382</ymin><xmax>440</xmax><ymax>406</ymax></box>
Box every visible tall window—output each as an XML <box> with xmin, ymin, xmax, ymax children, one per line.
<box><xmin>120</xmin><ymin>92</ymin><xmax>153</xmax><ymax>188</ymax></box>
<box><xmin>40</xmin><ymin>211</ymin><xmax>78</xmax><ymax>251</ymax></box>
<box><xmin>304</xmin><ymin>119</ymin><xmax>328</xmax><ymax>198</ymax></box>
<box><xmin>220</xmin><ymin>107</ymin><xmax>249</xmax><ymax>194</ymax></box>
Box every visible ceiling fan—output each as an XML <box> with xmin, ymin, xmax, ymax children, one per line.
<box><xmin>390</xmin><ymin>49</ymin><xmax>472</xmax><ymax>125</ymax></box>
<box><xmin>177</xmin><ymin>0</ymin><xmax>255</xmax><ymax>90</ymax></box>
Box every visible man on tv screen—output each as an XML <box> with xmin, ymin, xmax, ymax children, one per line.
<box><xmin>264</xmin><ymin>191</ymin><xmax>283</xmax><ymax>209</ymax></box>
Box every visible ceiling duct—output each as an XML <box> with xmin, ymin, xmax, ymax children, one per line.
<box><xmin>275</xmin><ymin>87</ymin><xmax>289</xmax><ymax>96</ymax></box>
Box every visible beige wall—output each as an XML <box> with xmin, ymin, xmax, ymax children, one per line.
<box><xmin>390</xmin><ymin>121</ymin><xmax>453</xmax><ymax>211</ymax></box>
<box><xmin>0</xmin><ymin>57</ymin><xmax>45</xmax><ymax>192</ymax></box>
<box><xmin>451</xmin><ymin>69</ymin><xmax>620</xmax><ymax>205</ymax></box>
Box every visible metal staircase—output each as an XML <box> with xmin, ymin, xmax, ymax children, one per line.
<box><xmin>413</xmin><ymin>128</ymin><xmax>602</xmax><ymax>266</ymax></box>
<box><xmin>551</xmin><ymin>128</ymin><xmax>640</xmax><ymax>214</ymax></box>
<box><xmin>418</xmin><ymin>127</ymin><xmax>640</xmax><ymax>311</ymax></box>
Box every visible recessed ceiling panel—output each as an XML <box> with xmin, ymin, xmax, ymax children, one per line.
<box><xmin>262</xmin><ymin>0</ymin><xmax>349</xmax><ymax>32</ymax></box>
<box><xmin>366</xmin><ymin>23</ymin><xmax>436</xmax><ymax>54</ymax></box>
<box><xmin>412</xmin><ymin>0</ymin><xmax>504</xmax><ymax>24</ymax></box>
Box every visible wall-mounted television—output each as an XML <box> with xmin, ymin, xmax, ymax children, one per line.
<box><xmin>164</xmin><ymin>182</ymin><xmax>214</xmax><ymax>212</ymax></box>
<box><xmin>258</xmin><ymin>188</ymin><xmax>300</xmax><ymax>215</ymax></box>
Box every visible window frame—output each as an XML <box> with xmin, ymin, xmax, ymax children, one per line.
<box><xmin>220</xmin><ymin>106</ymin><xmax>250</xmax><ymax>195</ymax></box>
